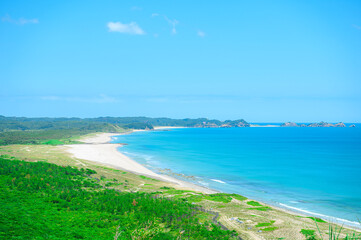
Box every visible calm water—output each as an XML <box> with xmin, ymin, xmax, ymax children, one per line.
<box><xmin>112</xmin><ymin>126</ymin><xmax>361</xmax><ymax>226</ymax></box>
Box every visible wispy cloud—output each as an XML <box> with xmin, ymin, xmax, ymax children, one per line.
<box><xmin>197</xmin><ymin>30</ymin><xmax>205</xmax><ymax>37</ymax></box>
<box><xmin>353</xmin><ymin>24</ymin><xmax>361</xmax><ymax>30</ymax></box>
<box><xmin>152</xmin><ymin>13</ymin><xmax>179</xmax><ymax>34</ymax></box>
<box><xmin>107</xmin><ymin>21</ymin><xmax>145</xmax><ymax>35</ymax></box>
<box><xmin>1</xmin><ymin>14</ymin><xmax>38</xmax><ymax>25</ymax></box>
<box><xmin>164</xmin><ymin>16</ymin><xmax>179</xmax><ymax>34</ymax></box>
<box><xmin>41</xmin><ymin>94</ymin><xmax>118</xmax><ymax>103</ymax></box>
<box><xmin>131</xmin><ymin>6</ymin><xmax>142</xmax><ymax>11</ymax></box>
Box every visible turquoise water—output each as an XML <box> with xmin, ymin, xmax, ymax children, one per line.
<box><xmin>112</xmin><ymin>126</ymin><xmax>361</xmax><ymax>226</ymax></box>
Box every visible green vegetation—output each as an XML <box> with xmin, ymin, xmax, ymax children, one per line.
<box><xmin>165</xmin><ymin>189</ymin><xmax>194</xmax><ymax>195</ymax></box>
<box><xmin>187</xmin><ymin>193</ymin><xmax>247</xmax><ymax>204</ymax></box>
<box><xmin>41</xmin><ymin>139</ymin><xmax>66</xmax><ymax>145</ymax></box>
<box><xmin>262</xmin><ymin>227</ymin><xmax>278</xmax><ymax>232</ymax></box>
<box><xmin>247</xmin><ymin>206</ymin><xmax>272</xmax><ymax>211</ymax></box>
<box><xmin>247</xmin><ymin>200</ymin><xmax>263</xmax><ymax>206</ymax></box>
<box><xmin>313</xmin><ymin>220</ymin><xmax>361</xmax><ymax>240</ymax></box>
<box><xmin>0</xmin><ymin>129</ymin><xmax>87</xmax><ymax>145</ymax></box>
<box><xmin>0</xmin><ymin>155</ymin><xmax>238</xmax><ymax>239</ymax></box>
<box><xmin>0</xmin><ymin>116</ymin><xmax>128</xmax><ymax>132</ymax></box>
<box><xmin>232</xmin><ymin>194</ymin><xmax>247</xmax><ymax>201</ymax></box>
<box><xmin>307</xmin><ymin>217</ymin><xmax>327</xmax><ymax>223</ymax></box>
<box><xmin>123</xmin><ymin>122</ymin><xmax>153</xmax><ymax>130</ymax></box>
<box><xmin>139</xmin><ymin>175</ymin><xmax>157</xmax><ymax>181</ymax></box>
<box><xmin>255</xmin><ymin>220</ymin><xmax>275</xmax><ymax>227</ymax></box>
<box><xmin>300</xmin><ymin>229</ymin><xmax>316</xmax><ymax>239</ymax></box>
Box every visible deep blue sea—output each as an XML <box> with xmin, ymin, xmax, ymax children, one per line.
<box><xmin>112</xmin><ymin>126</ymin><xmax>361</xmax><ymax>227</ymax></box>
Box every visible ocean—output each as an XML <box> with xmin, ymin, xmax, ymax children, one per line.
<box><xmin>112</xmin><ymin>126</ymin><xmax>361</xmax><ymax>227</ymax></box>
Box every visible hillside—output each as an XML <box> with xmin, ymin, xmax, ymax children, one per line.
<box><xmin>0</xmin><ymin>155</ymin><xmax>238</xmax><ymax>239</ymax></box>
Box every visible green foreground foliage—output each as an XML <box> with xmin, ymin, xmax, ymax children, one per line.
<box><xmin>0</xmin><ymin>155</ymin><xmax>238</xmax><ymax>239</ymax></box>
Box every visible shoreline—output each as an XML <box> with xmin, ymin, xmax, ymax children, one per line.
<box><xmin>66</xmin><ymin>132</ymin><xmax>216</xmax><ymax>194</ymax></box>
<box><xmin>69</xmin><ymin>130</ymin><xmax>360</xmax><ymax>230</ymax></box>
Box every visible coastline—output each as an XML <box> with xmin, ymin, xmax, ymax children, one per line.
<box><xmin>66</xmin><ymin>132</ymin><xmax>216</xmax><ymax>194</ymax></box>
<box><xmin>68</xmin><ymin>130</ymin><xmax>361</xmax><ymax>231</ymax></box>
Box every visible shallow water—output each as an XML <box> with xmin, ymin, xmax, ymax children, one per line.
<box><xmin>112</xmin><ymin>126</ymin><xmax>361</xmax><ymax>226</ymax></box>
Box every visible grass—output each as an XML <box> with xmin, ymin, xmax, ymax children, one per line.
<box><xmin>314</xmin><ymin>220</ymin><xmax>361</xmax><ymax>240</ymax></box>
<box><xmin>307</xmin><ymin>217</ymin><xmax>327</xmax><ymax>223</ymax></box>
<box><xmin>255</xmin><ymin>220</ymin><xmax>275</xmax><ymax>227</ymax></box>
<box><xmin>300</xmin><ymin>229</ymin><xmax>316</xmax><ymax>239</ymax></box>
<box><xmin>139</xmin><ymin>175</ymin><xmax>157</xmax><ymax>180</ymax></box>
<box><xmin>247</xmin><ymin>200</ymin><xmax>263</xmax><ymax>206</ymax></box>
<box><xmin>247</xmin><ymin>206</ymin><xmax>272</xmax><ymax>211</ymax></box>
<box><xmin>0</xmin><ymin>129</ymin><xmax>87</xmax><ymax>145</ymax></box>
<box><xmin>165</xmin><ymin>189</ymin><xmax>195</xmax><ymax>195</ymax></box>
<box><xmin>186</xmin><ymin>193</ymin><xmax>247</xmax><ymax>204</ymax></box>
<box><xmin>231</xmin><ymin>194</ymin><xmax>247</xmax><ymax>201</ymax></box>
<box><xmin>262</xmin><ymin>227</ymin><xmax>278</xmax><ymax>232</ymax></box>
<box><xmin>41</xmin><ymin>139</ymin><xmax>66</xmax><ymax>145</ymax></box>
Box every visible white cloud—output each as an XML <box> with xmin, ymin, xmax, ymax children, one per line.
<box><xmin>131</xmin><ymin>6</ymin><xmax>142</xmax><ymax>11</ymax></box>
<box><xmin>107</xmin><ymin>21</ymin><xmax>145</xmax><ymax>35</ymax></box>
<box><xmin>164</xmin><ymin>16</ymin><xmax>178</xmax><ymax>34</ymax></box>
<box><xmin>197</xmin><ymin>30</ymin><xmax>205</xmax><ymax>37</ymax></box>
<box><xmin>2</xmin><ymin>14</ymin><xmax>38</xmax><ymax>25</ymax></box>
<box><xmin>152</xmin><ymin>13</ymin><xmax>179</xmax><ymax>34</ymax></box>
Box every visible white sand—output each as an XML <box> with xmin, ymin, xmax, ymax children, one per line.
<box><xmin>65</xmin><ymin>132</ymin><xmax>215</xmax><ymax>193</ymax></box>
<box><xmin>77</xmin><ymin>132</ymin><xmax>119</xmax><ymax>144</ymax></box>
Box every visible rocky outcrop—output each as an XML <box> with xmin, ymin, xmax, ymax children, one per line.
<box><xmin>334</xmin><ymin>122</ymin><xmax>346</xmax><ymax>127</ymax></box>
<box><xmin>280</xmin><ymin>122</ymin><xmax>298</xmax><ymax>127</ymax></box>
<box><xmin>280</xmin><ymin>121</ymin><xmax>346</xmax><ymax>127</ymax></box>
<box><xmin>307</xmin><ymin>121</ymin><xmax>335</xmax><ymax>127</ymax></box>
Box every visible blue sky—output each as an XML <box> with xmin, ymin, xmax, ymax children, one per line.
<box><xmin>1</xmin><ymin>0</ymin><xmax>360</xmax><ymax>122</ymax></box>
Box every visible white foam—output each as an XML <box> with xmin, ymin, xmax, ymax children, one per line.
<box><xmin>279</xmin><ymin>203</ymin><xmax>361</xmax><ymax>227</ymax></box>
<box><xmin>198</xmin><ymin>181</ymin><xmax>209</xmax><ymax>187</ymax></box>
<box><xmin>210</xmin><ymin>179</ymin><xmax>226</xmax><ymax>184</ymax></box>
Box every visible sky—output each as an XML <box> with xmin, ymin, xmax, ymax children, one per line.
<box><xmin>1</xmin><ymin>0</ymin><xmax>360</xmax><ymax>122</ymax></box>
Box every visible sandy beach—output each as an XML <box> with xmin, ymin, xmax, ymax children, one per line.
<box><xmin>66</xmin><ymin>132</ymin><xmax>215</xmax><ymax>194</ymax></box>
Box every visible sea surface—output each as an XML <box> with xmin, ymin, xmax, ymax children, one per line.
<box><xmin>112</xmin><ymin>126</ymin><xmax>361</xmax><ymax>227</ymax></box>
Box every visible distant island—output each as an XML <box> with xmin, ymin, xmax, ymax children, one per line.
<box><xmin>281</xmin><ymin>121</ymin><xmax>353</xmax><ymax>127</ymax></box>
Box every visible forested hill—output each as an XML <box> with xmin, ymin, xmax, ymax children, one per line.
<box><xmin>0</xmin><ymin>116</ymin><xmax>249</xmax><ymax>132</ymax></box>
